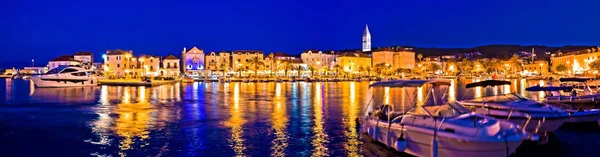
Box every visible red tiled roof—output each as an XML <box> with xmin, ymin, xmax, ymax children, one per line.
<box><xmin>74</xmin><ymin>52</ymin><xmax>93</xmax><ymax>56</ymax></box>
<box><xmin>233</xmin><ymin>50</ymin><xmax>263</xmax><ymax>54</ymax></box>
<box><xmin>106</xmin><ymin>49</ymin><xmax>130</xmax><ymax>55</ymax></box>
<box><xmin>273</xmin><ymin>52</ymin><xmax>292</xmax><ymax>57</ymax></box>
<box><xmin>164</xmin><ymin>55</ymin><xmax>179</xmax><ymax>60</ymax></box>
<box><xmin>50</xmin><ymin>55</ymin><xmax>78</xmax><ymax>62</ymax></box>
<box><xmin>337</xmin><ymin>52</ymin><xmax>370</xmax><ymax>58</ymax></box>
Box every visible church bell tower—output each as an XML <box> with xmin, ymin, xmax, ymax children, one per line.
<box><xmin>362</xmin><ymin>24</ymin><xmax>371</xmax><ymax>52</ymax></box>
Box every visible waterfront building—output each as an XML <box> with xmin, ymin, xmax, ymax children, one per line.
<box><xmin>417</xmin><ymin>56</ymin><xmax>445</xmax><ymax>74</ymax></box>
<box><xmin>182</xmin><ymin>47</ymin><xmax>208</xmax><ymax>77</ymax></box>
<box><xmin>550</xmin><ymin>48</ymin><xmax>600</xmax><ymax>74</ymax></box>
<box><xmin>231</xmin><ymin>50</ymin><xmax>264</xmax><ymax>73</ymax></box>
<box><xmin>372</xmin><ymin>47</ymin><xmax>416</xmax><ymax>70</ymax></box>
<box><xmin>523</xmin><ymin>60</ymin><xmax>549</xmax><ymax>75</ymax></box>
<box><xmin>103</xmin><ymin>49</ymin><xmax>133</xmax><ymax>77</ymax></box>
<box><xmin>161</xmin><ymin>55</ymin><xmax>181</xmax><ymax>77</ymax></box>
<box><xmin>73</xmin><ymin>52</ymin><xmax>94</xmax><ymax>69</ymax></box>
<box><xmin>48</xmin><ymin>55</ymin><xmax>81</xmax><ymax>70</ymax></box>
<box><xmin>22</xmin><ymin>67</ymin><xmax>48</xmax><ymax>74</ymax></box>
<box><xmin>205</xmin><ymin>51</ymin><xmax>231</xmax><ymax>73</ymax></box>
<box><xmin>138</xmin><ymin>55</ymin><xmax>161</xmax><ymax>76</ymax></box>
<box><xmin>362</xmin><ymin>25</ymin><xmax>371</xmax><ymax>52</ymax></box>
<box><xmin>300</xmin><ymin>50</ymin><xmax>337</xmax><ymax>71</ymax></box>
<box><xmin>336</xmin><ymin>52</ymin><xmax>372</xmax><ymax>74</ymax></box>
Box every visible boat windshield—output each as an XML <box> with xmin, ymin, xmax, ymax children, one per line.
<box><xmin>409</xmin><ymin>103</ymin><xmax>470</xmax><ymax>117</ymax></box>
<box><xmin>45</xmin><ymin>66</ymin><xmax>70</xmax><ymax>74</ymax></box>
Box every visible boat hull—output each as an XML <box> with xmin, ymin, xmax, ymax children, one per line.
<box><xmin>363</xmin><ymin>120</ymin><xmax>523</xmax><ymax>157</ymax></box>
<box><xmin>31</xmin><ymin>77</ymin><xmax>98</xmax><ymax>88</ymax></box>
<box><xmin>543</xmin><ymin>94</ymin><xmax>600</xmax><ymax>104</ymax></box>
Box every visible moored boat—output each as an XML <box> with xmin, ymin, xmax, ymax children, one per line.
<box><xmin>30</xmin><ymin>66</ymin><xmax>99</xmax><ymax>88</ymax></box>
<box><xmin>458</xmin><ymin>80</ymin><xmax>574</xmax><ymax>136</ymax></box>
<box><xmin>363</xmin><ymin>80</ymin><xmax>527</xmax><ymax>157</ymax></box>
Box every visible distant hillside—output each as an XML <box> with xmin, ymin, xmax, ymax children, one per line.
<box><xmin>401</xmin><ymin>45</ymin><xmax>597</xmax><ymax>60</ymax></box>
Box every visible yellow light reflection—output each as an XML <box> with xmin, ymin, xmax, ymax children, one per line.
<box><xmin>344</xmin><ymin>82</ymin><xmax>360</xmax><ymax>156</ymax></box>
<box><xmin>311</xmin><ymin>82</ymin><xmax>329</xmax><ymax>156</ymax></box>
<box><xmin>114</xmin><ymin>87</ymin><xmax>153</xmax><ymax>156</ymax></box>
<box><xmin>448</xmin><ymin>79</ymin><xmax>456</xmax><ymax>101</ymax></box>
<box><xmin>271</xmin><ymin>82</ymin><xmax>288</xmax><ymax>157</ymax></box>
<box><xmin>226</xmin><ymin>83</ymin><xmax>246</xmax><ymax>156</ymax></box>
<box><xmin>384</xmin><ymin>87</ymin><xmax>390</xmax><ymax>104</ymax></box>
<box><xmin>417</xmin><ymin>86</ymin><xmax>424</xmax><ymax>105</ymax></box>
<box><xmin>503</xmin><ymin>85</ymin><xmax>511</xmax><ymax>94</ymax></box>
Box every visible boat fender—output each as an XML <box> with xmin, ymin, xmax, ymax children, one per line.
<box><xmin>394</xmin><ymin>124</ymin><xmax>407</xmax><ymax>152</ymax></box>
<box><xmin>394</xmin><ymin>138</ymin><xmax>407</xmax><ymax>152</ymax></box>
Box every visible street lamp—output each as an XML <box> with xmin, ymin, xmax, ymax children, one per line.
<box><xmin>31</xmin><ymin>59</ymin><xmax>34</xmax><ymax>67</ymax></box>
<box><xmin>139</xmin><ymin>58</ymin><xmax>145</xmax><ymax>77</ymax></box>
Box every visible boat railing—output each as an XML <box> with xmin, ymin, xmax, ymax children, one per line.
<box><xmin>534</xmin><ymin>117</ymin><xmax>546</xmax><ymax>134</ymax></box>
<box><xmin>522</xmin><ymin>114</ymin><xmax>532</xmax><ymax>133</ymax></box>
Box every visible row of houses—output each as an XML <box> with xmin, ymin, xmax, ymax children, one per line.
<box><xmin>177</xmin><ymin>46</ymin><xmax>416</xmax><ymax>77</ymax></box>
<box><xmin>40</xmin><ymin>47</ymin><xmax>417</xmax><ymax>78</ymax></box>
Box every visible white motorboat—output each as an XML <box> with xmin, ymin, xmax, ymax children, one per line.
<box><xmin>526</xmin><ymin>85</ymin><xmax>600</xmax><ymax>125</ymax></box>
<box><xmin>458</xmin><ymin>80</ymin><xmax>570</xmax><ymax>134</ymax></box>
<box><xmin>30</xmin><ymin>66</ymin><xmax>99</xmax><ymax>88</ymax></box>
<box><xmin>539</xmin><ymin>77</ymin><xmax>600</xmax><ymax>104</ymax></box>
<box><xmin>363</xmin><ymin>80</ymin><xmax>527</xmax><ymax>157</ymax></box>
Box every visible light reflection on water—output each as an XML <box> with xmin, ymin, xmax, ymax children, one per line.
<box><xmin>0</xmin><ymin>79</ymin><xmax>599</xmax><ymax>156</ymax></box>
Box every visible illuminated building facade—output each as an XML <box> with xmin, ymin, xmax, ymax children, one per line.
<box><xmin>372</xmin><ymin>48</ymin><xmax>415</xmax><ymax>70</ymax></box>
<box><xmin>161</xmin><ymin>55</ymin><xmax>180</xmax><ymax>77</ymax></box>
<box><xmin>336</xmin><ymin>52</ymin><xmax>371</xmax><ymax>73</ymax></box>
<box><xmin>182</xmin><ymin>47</ymin><xmax>207</xmax><ymax>76</ymax></box>
<box><xmin>205</xmin><ymin>51</ymin><xmax>231</xmax><ymax>72</ymax></box>
<box><xmin>551</xmin><ymin>48</ymin><xmax>600</xmax><ymax>74</ymax></box>
<box><xmin>300</xmin><ymin>50</ymin><xmax>337</xmax><ymax>70</ymax></box>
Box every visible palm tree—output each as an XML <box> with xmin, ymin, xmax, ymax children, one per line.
<box><xmin>247</xmin><ymin>56</ymin><xmax>264</xmax><ymax>78</ymax></box>
<box><xmin>555</xmin><ymin>64</ymin><xmax>568</xmax><ymax>74</ymax></box>
<box><xmin>374</xmin><ymin>63</ymin><xmax>386</xmax><ymax>76</ymax></box>
<box><xmin>590</xmin><ymin>60</ymin><xmax>600</xmax><ymax>74</ymax></box>
<box><xmin>236</xmin><ymin>66</ymin><xmax>246</xmax><ymax>77</ymax></box>
<box><xmin>308</xmin><ymin>66</ymin><xmax>317</xmax><ymax>77</ymax></box>
<box><xmin>218</xmin><ymin>62</ymin><xmax>228</xmax><ymax>77</ymax></box>
<box><xmin>428</xmin><ymin>63</ymin><xmax>441</xmax><ymax>73</ymax></box>
<box><xmin>279</xmin><ymin>62</ymin><xmax>294</xmax><ymax>78</ymax></box>
<box><xmin>365</xmin><ymin>66</ymin><xmax>372</xmax><ymax>77</ymax></box>
<box><xmin>417</xmin><ymin>53</ymin><xmax>423</xmax><ymax>61</ymax></box>
<box><xmin>333</xmin><ymin>64</ymin><xmax>342</xmax><ymax>77</ymax></box>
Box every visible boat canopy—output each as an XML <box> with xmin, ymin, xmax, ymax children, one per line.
<box><xmin>369</xmin><ymin>79</ymin><xmax>451</xmax><ymax>88</ymax></box>
<box><xmin>525</xmin><ymin>85</ymin><xmax>573</xmax><ymax>91</ymax></box>
<box><xmin>559</xmin><ymin>77</ymin><xmax>592</xmax><ymax>82</ymax></box>
<box><xmin>465</xmin><ymin>80</ymin><xmax>511</xmax><ymax>88</ymax></box>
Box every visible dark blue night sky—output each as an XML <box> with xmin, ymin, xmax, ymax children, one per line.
<box><xmin>1</xmin><ymin>0</ymin><xmax>599</xmax><ymax>64</ymax></box>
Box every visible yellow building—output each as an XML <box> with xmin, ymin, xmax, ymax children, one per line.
<box><xmin>336</xmin><ymin>52</ymin><xmax>371</xmax><ymax>73</ymax></box>
<box><xmin>523</xmin><ymin>60</ymin><xmax>549</xmax><ymax>75</ymax></box>
<box><xmin>160</xmin><ymin>55</ymin><xmax>180</xmax><ymax>77</ymax></box>
<box><xmin>104</xmin><ymin>49</ymin><xmax>133</xmax><ymax>77</ymax></box>
<box><xmin>231</xmin><ymin>50</ymin><xmax>264</xmax><ymax>71</ymax></box>
<box><xmin>551</xmin><ymin>48</ymin><xmax>600</xmax><ymax>74</ymax></box>
<box><xmin>372</xmin><ymin>48</ymin><xmax>415</xmax><ymax>70</ymax></box>
<box><xmin>205</xmin><ymin>51</ymin><xmax>231</xmax><ymax>74</ymax></box>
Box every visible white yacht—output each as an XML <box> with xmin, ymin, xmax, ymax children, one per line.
<box><xmin>458</xmin><ymin>80</ymin><xmax>571</xmax><ymax>134</ymax></box>
<box><xmin>30</xmin><ymin>66</ymin><xmax>99</xmax><ymax>88</ymax></box>
<box><xmin>363</xmin><ymin>80</ymin><xmax>527</xmax><ymax>157</ymax></box>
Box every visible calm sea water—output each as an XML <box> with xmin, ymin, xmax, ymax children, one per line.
<box><xmin>1</xmin><ymin>78</ymin><xmax>599</xmax><ymax>157</ymax></box>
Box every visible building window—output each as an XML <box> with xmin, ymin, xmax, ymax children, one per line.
<box><xmin>117</xmin><ymin>64</ymin><xmax>120</xmax><ymax>68</ymax></box>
